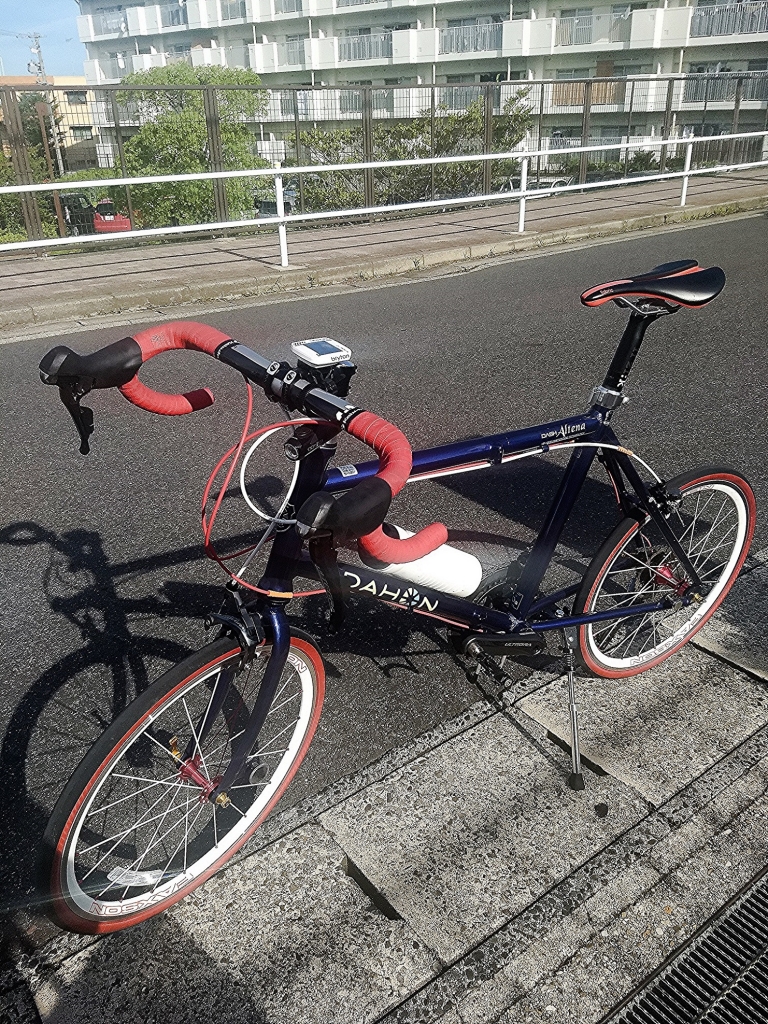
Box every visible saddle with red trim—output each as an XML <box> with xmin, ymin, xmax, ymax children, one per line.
<box><xmin>581</xmin><ymin>260</ymin><xmax>725</xmax><ymax>310</ymax></box>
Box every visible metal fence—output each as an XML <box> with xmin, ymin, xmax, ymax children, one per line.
<box><xmin>0</xmin><ymin>72</ymin><xmax>766</xmax><ymax>245</ymax></box>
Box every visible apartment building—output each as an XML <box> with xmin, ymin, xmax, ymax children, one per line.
<box><xmin>0</xmin><ymin>75</ymin><xmax>101</xmax><ymax>171</ymax></box>
<box><xmin>75</xmin><ymin>0</ymin><xmax>768</xmax><ymax>90</ymax></box>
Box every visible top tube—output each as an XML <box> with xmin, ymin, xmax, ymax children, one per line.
<box><xmin>325</xmin><ymin>413</ymin><xmax>604</xmax><ymax>491</ymax></box>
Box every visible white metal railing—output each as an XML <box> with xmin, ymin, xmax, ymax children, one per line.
<box><xmin>220</xmin><ymin>0</ymin><xmax>247</xmax><ymax>18</ymax></box>
<box><xmin>94</xmin><ymin>10</ymin><xmax>129</xmax><ymax>35</ymax></box>
<box><xmin>160</xmin><ymin>3</ymin><xmax>189</xmax><ymax>28</ymax></box>
<box><xmin>338</xmin><ymin>32</ymin><xmax>393</xmax><ymax>60</ymax></box>
<box><xmin>556</xmin><ymin>14</ymin><xmax>593</xmax><ymax>45</ymax></box>
<box><xmin>691</xmin><ymin>1</ymin><xmax>768</xmax><ymax>36</ymax></box>
<box><xmin>1</xmin><ymin>131</ymin><xmax>766</xmax><ymax>267</ymax></box>
<box><xmin>279</xmin><ymin>40</ymin><xmax>306</xmax><ymax>65</ymax></box>
<box><xmin>438</xmin><ymin>24</ymin><xmax>503</xmax><ymax>53</ymax></box>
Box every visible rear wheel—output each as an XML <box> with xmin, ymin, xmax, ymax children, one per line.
<box><xmin>41</xmin><ymin>634</ymin><xmax>324</xmax><ymax>933</ymax></box>
<box><xmin>575</xmin><ymin>467</ymin><xmax>755</xmax><ymax>678</ymax></box>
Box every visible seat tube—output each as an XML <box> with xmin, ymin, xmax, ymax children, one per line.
<box><xmin>512</xmin><ymin>443</ymin><xmax>599</xmax><ymax>618</ymax></box>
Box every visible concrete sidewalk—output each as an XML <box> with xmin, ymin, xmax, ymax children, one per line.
<box><xmin>3</xmin><ymin>550</ymin><xmax>767</xmax><ymax>1024</ymax></box>
<box><xmin>1</xmin><ymin>169</ymin><xmax>767</xmax><ymax>339</ymax></box>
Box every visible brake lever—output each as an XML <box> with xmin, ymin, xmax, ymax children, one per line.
<box><xmin>57</xmin><ymin>382</ymin><xmax>95</xmax><ymax>455</ymax></box>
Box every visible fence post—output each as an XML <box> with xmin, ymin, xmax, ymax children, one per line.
<box><xmin>518</xmin><ymin>156</ymin><xmax>528</xmax><ymax>233</ymax></box>
<box><xmin>680</xmin><ymin>141</ymin><xmax>693</xmax><ymax>206</ymax></box>
<box><xmin>430</xmin><ymin>85</ymin><xmax>436</xmax><ymax>202</ymax></box>
<box><xmin>578</xmin><ymin>79</ymin><xmax>592</xmax><ymax>185</ymax></box>
<box><xmin>203</xmin><ymin>86</ymin><xmax>229</xmax><ymax>224</ymax></box>
<box><xmin>0</xmin><ymin>87</ymin><xmax>44</xmax><ymax>241</ymax></box>
<box><xmin>109</xmin><ymin>90</ymin><xmax>136</xmax><ymax>229</ymax></box>
<box><xmin>483</xmin><ymin>83</ymin><xmax>493</xmax><ymax>194</ymax></box>
<box><xmin>274</xmin><ymin>165</ymin><xmax>289</xmax><ymax>268</ymax></box>
<box><xmin>294</xmin><ymin>91</ymin><xmax>305</xmax><ymax>214</ymax></box>
<box><xmin>34</xmin><ymin>101</ymin><xmax>67</xmax><ymax>237</ymax></box>
<box><xmin>362</xmin><ymin>87</ymin><xmax>374</xmax><ymax>208</ymax></box>
<box><xmin>659</xmin><ymin>77</ymin><xmax>675</xmax><ymax>175</ymax></box>
<box><xmin>728</xmin><ymin>77</ymin><xmax>744</xmax><ymax>166</ymax></box>
<box><xmin>623</xmin><ymin>80</ymin><xmax>635</xmax><ymax>177</ymax></box>
<box><xmin>536</xmin><ymin>81</ymin><xmax>545</xmax><ymax>187</ymax></box>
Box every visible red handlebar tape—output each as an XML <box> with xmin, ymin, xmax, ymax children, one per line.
<box><xmin>346</xmin><ymin>411</ymin><xmax>448</xmax><ymax>564</ymax></box>
<box><xmin>118</xmin><ymin>321</ymin><xmax>231</xmax><ymax>415</ymax></box>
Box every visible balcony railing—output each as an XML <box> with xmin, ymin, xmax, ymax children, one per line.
<box><xmin>160</xmin><ymin>3</ymin><xmax>189</xmax><ymax>28</ymax></box>
<box><xmin>94</xmin><ymin>10</ymin><xmax>129</xmax><ymax>35</ymax></box>
<box><xmin>337</xmin><ymin>0</ymin><xmax>383</xmax><ymax>7</ymax></box>
<box><xmin>438</xmin><ymin>24</ymin><xmax>503</xmax><ymax>53</ymax></box>
<box><xmin>609</xmin><ymin>9</ymin><xmax>632</xmax><ymax>41</ymax></box>
<box><xmin>338</xmin><ymin>32</ymin><xmax>393</xmax><ymax>60</ymax></box>
<box><xmin>556</xmin><ymin>14</ymin><xmax>593</xmax><ymax>44</ymax></box>
<box><xmin>275</xmin><ymin>0</ymin><xmax>303</xmax><ymax>13</ymax></box>
<box><xmin>691</xmin><ymin>1</ymin><xmax>768</xmax><ymax>36</ymax></box>
<box><xmin>278</xmin><ymin>39</ymin><xmax>306</xmax><ymax>65</ymax></box>
<box><xmin>220</xmin><ymin>0</ymin><xmax>247</xmax><ymax>18</ymax></box>
<box><xmin>684</xmin><ymin>73</ymin><xmax>768</xmax><ymax>102</ymax></box>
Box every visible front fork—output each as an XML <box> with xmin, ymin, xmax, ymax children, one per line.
<box><xmin>177</xmin><ymin>604</ymin><xmax>292</xmax><ymax>806</ymax></box>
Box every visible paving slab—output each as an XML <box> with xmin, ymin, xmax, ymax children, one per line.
<box><xmin>496</xmin><ymin>774</ymin><xmax>768</xmax><ymax>1024</ymax></box>
<box><xmin>517</xmin><ymin>644</ymin><xmax>768</xmax><ymax>804</ymax></box>
<box><xmin>320</xmin><ymin>712</ymin><xmax>648</xmax><ymax>964</ymax></box>
<box><xmin>694</xmin><ymin>561</ymin><xmax>768</xmax><ymax>681</ymax></box>
<box><xmin>16</xmin><ymin>823</ymin><xmax>440</xmax><ymax>1024</ymax></box>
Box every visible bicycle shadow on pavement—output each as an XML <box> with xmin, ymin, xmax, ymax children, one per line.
<box><xmin>0</xmin><ymin>522</ymin><xmax>217</xmax><ymax>919</ymax></box>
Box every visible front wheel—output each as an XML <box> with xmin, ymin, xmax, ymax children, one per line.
<box><xmin>575</xmin><ymin>467</ymin><xmax>755</xmax><ymax>678</ymax></box>
<box><xmin>40</xmin><ymin>633</ymin><xmax>325</xmax><ymax>933</ymax></box>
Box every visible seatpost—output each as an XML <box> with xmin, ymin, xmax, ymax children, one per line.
<box><xmin>601</xmin><ymin>311</ymin><xmax>660</xmax><ymax>393</ymax></box>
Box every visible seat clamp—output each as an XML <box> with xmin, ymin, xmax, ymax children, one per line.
<box><xmin>590</xmin><ymin>385</ymin><xmax>627</xmax><ymax>410</ymax></box>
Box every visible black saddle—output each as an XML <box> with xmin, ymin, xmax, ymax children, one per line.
<box><xmin>581</xmin><ymin>260</ymin><xmax>725</xmax><ymax>310</ymax></box>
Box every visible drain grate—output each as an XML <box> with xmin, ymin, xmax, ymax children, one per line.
<box><xmin>607</xmin><ymin>868</ymin><xmax>768</xmax><ymax>1023</ymax></box>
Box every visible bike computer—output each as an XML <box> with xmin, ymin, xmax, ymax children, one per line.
<box><xmin>290</xmin><ymin>338</ymin><xmax>352</xmax><ymax>367</ymax></box>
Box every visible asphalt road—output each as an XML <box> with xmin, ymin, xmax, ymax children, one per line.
<box><xmin>1</xmin><ymin>214</ymin><xmax>766</xmax><ymax>915</ymax></box>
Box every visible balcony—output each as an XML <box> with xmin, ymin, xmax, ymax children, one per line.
<box><xmin>438</xmin><ymin>23</ymin><xmax>503</xmax><ymax>54</ymax></box>
<box><xmin>338</xmin><ymin>32</ymin><xmax>393</xmax><ymax>60</ymax></box>
<box><xmin>690</xmin><ymin>1</ymin><xmax>768</xmax><ymax>37</ymax></box>
<box><xmin>554</xmin><ymin>10</ymin><xmax>632</xmax><ymax>47</ymax></box>
<box><xmin>278</xmin><ymin>39</ymin><xmax>308</xmax><ymax>65</ymax></box>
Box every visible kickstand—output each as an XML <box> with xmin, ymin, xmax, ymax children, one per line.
<box><xmin>564</xmin><ymin>627</ymin><xmax>585</xmax><ymax>792</ymax></box>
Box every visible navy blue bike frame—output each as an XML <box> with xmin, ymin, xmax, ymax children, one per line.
<box><xmin>257</xmin><ymin>404</ymin><xmax>695</xmax><ymax>640</ymax></box>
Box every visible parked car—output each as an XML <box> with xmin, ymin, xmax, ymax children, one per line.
<box><xmin>59</xmin><ymin>194</ymin><xmax>131</xmax><ymax>236</ymax></box>
<box><xmin>60</xmin><ymin>193</ymin><xmax>95</xmax><ymax>236</ymax></box>
<box><xmin>257</xmin><ymin>183</ymin><xmax>298</xmax><ymax>217</ymax></box>
<box><xmin>92</xmin><ymin>198</ymin><xmax>132</xmax><ymax>234</ymax></box>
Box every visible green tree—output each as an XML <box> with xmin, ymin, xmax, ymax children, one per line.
<box><xmin>289</xmin><ymin>89</ymin><xmax>533</xmax><ymax>212</ymax></box>
<box><xmin>116</xmin><ymin>64</ymin><xmax>269</xmax><ymax>227</ymax></box>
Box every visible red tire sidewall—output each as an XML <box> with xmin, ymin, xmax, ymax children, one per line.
<box><xmin>50</xmin><ymin>638</ymin><xmax>325</xmax><ymax>934</ymax></box>
<box><xmin>578</xmin><ymin>472</ymin><xmax>756</xmax><ymax>679</ymax></box>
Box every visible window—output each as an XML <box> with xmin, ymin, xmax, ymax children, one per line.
<box><xmin>71</xmin><ymin>126</ymin><xmax>94</xmax><ymax>141</ymax></box>
<box><xmin>220</xmin><ymin>0</ymin><xmax>246</xmax><ymax>18</ymax></box>
<box><xmin>65</xmin><ymin>91</ymin><xmax>88</xmax><ymax>105</ymax></box>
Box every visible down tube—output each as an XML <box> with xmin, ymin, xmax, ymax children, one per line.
<box><xmin>300</xmin><ymin>555</ymin><xmax>515</xmax><ymax>633</ymax></box>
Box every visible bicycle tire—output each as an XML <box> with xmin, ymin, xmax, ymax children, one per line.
<box><xmin>574</xmin><ymin>466</ymin><xmax>756</xmax><ymax>678</ymax></box>
<box><xmin>40</xmin><ymin>633</ymin><xmax>325</xmax><ymax>933</ymax></box>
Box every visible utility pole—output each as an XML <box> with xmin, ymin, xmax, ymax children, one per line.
<box><xmin>0</xmin><ymin>29</ymin><xmax>65</xmax><ymax>175</ymax></box>
<box><xmin>27</xmin><ymin>32</ymin><xmax>65</xmax><ymax>176</ymax></box>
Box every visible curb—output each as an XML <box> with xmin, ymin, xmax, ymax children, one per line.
<box><xmin>3</xmin><ymin>194</ymin><xmax>767</xmax><ymax>333</ymax></box>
